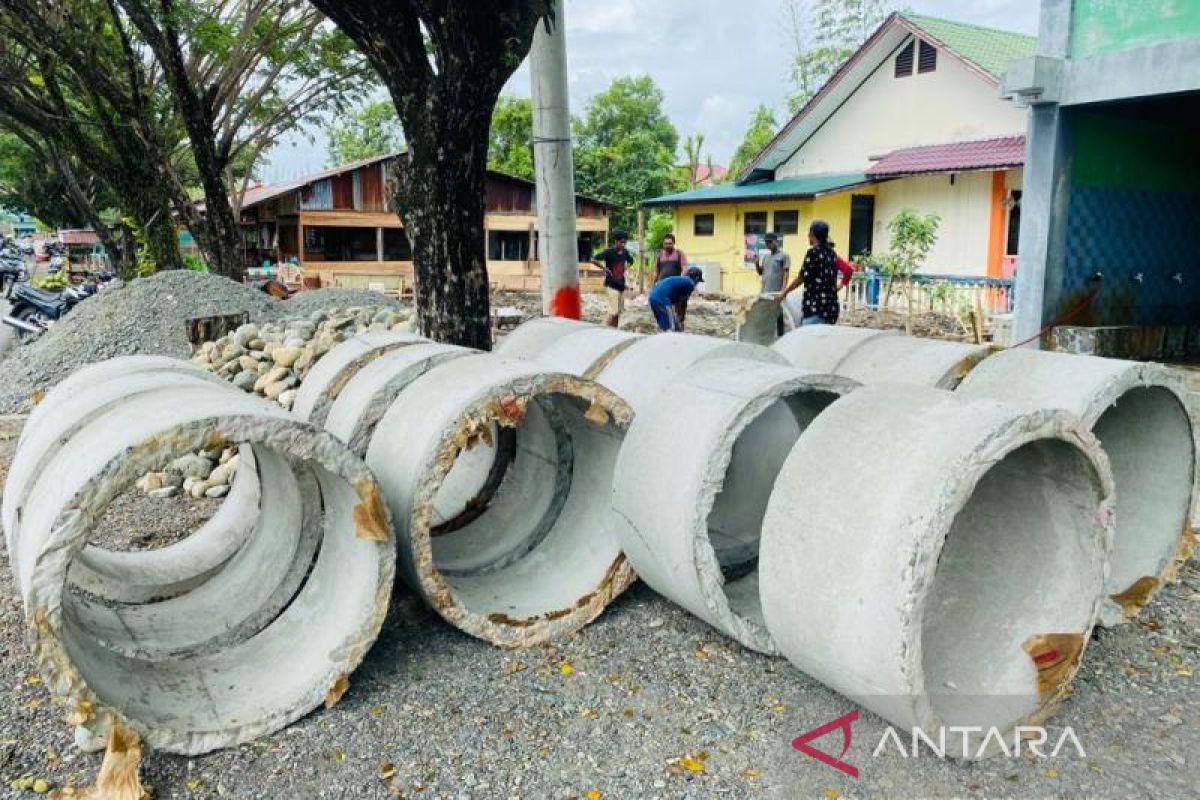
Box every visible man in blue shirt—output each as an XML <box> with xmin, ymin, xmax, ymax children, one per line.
<box><xmin>649</xmin><ymin>267</ymin><xmax>704</xmax><ymax>332</ymax></box>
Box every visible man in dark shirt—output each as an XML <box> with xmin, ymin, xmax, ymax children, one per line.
<box><xmin>592</xmin><ymin>230</ymin><xmax>635</xmax><ymax>327</ymax></box>
<box><xmin>649</xmin><ymin>267</ymin><xmax>704</xmax><ymax>332</ymax></box>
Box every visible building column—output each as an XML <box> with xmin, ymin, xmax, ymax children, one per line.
<box><xmin>377</xmin><ymin>227</ymin><xmax>384</xmax><ymax>262</ymax></box>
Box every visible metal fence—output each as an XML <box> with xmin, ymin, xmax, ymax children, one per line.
<box><xmin>845</xmin><ymin>272</ymin><xmax>1015</xmax><ymax>317</ymax></box>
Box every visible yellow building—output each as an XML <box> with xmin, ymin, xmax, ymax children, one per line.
<box><xmin>643</xmin><ymin>12</ymin><xmax>1036</xmax><ymax>296</ymax></box>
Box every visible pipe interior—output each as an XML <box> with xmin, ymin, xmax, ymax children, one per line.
<box><xmin>707</xmin><ymin>390</ymin><xmax>841</xmax><ymax>627</ymax></box>
<box><xmin>430</xmin><ymin>392</ymin><xmax>624</xmax><ymax>619</ymax></box>
<box><xmin>1092</xmin><ymin>386</ymin><xmax>1194</xmax><ymax>595</ymax></box>
<box><xmin>921</xmin><ymin>439</ymin><xmax>1104</xmax><ymax>734</ymax></box>
<box><xmin>57</xmin><ymin>440</ymin><xmax>380</xmax><ymax>741</ymax></box>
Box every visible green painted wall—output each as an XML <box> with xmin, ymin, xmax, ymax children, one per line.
<box><xmin>1071</xmin><ymin>0</ymin><xmax>1200</xmax><ymax>57</ymax></box>
<box><xmin>1071</xmin><ymin>112</ymin><xmax>1200</xmax><ymax>192</ymax></box>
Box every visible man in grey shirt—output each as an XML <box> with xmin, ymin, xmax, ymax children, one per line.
<box><xmin>756</xmin><ymin>232</ymin><xmax>791</xmax><ymax>293</ymax></box>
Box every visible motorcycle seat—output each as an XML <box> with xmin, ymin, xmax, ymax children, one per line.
<box><xmin>14</xmin><ymin>285</ymin><xmax>67</xmax><ymax>308</ymax></box>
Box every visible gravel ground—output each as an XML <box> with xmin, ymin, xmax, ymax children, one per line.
<box><xmin>0</xmin><ymin>413</ymin><xmax>1197</xmax><ymax>799</ymax></box>
<box><xmin>0</xmin><ymin>272</ymin><xmax>282</xmax><ymax>414</ymax></box>
<box><xmin>88</xmin><ymin>491</ymin><xmax>222</xmax><ymax>553</ymax></box>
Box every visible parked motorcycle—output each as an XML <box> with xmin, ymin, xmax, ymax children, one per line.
<box><xmin>3</xmin><ymin>271</ymin><xmax>117</xmax><ymax>339</ymax></box>
<box><xmin>44</xmin><ymin>240</ymin><xmax>68</xmax><ymax>274</ymax></box>
<box><xmin>0</xmin><ymin>235</ymin><xmax>26</xmax><ymax>295</ymax></box>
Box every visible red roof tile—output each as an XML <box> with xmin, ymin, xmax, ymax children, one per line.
<box><xmin>867</xmin><ymin>136</ymin><xmax>1025</xmax><ymax>178</ymax></box>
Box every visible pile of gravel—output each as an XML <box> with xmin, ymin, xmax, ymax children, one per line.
<box><xmin>283</xmin><ymin>287</ymin><xmax>404</xmax><ymax>317</ymax></box>
<box><xmin>0</xmin><ymin>271</ymin><xmax>282</xmax><ymax>413</ymax></box>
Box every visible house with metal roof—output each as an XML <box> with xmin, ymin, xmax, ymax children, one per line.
<box><xmin>237</xmin><ymin>152</ymin><xmax>615</xmax><ymax>292</ymax></box>
<box><xmin>642</xmin><ymin>12</ymin><xmax>1035</xmax><ymax>296</ymax></box>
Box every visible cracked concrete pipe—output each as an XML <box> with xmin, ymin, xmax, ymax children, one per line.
<box><xmin>759</xmin><ymin>384</ymin><xmax>1113</xmax><ymax>757</ymax></box>
<box><xmin>772</xmin><ymin>325</ymin><xmax>896</xmax><ymax>373</ymax></box>
<box><xmin>957</xmin><ymin>348</ymin><xmax>1198</xmax><ymax>624</ymax></box>
<box><xmin>2</xmin><ymin>357</ymin><xmax>249</xmax><ymax>604</ymax></box>
<box><xmin>611</xmin><ymin>358</ymin><xmax>856</xmax><ymax>653</ymax></box>
<box><xmin>831</xmin><ymin>334</ymin><xmax>994</xmax><ymax>390</ymax></box>
<box><xmin>322</xmin><ymin>341</ymin><xmax>477</xmax><ymax>456</ymax></box>
<box><xmin>365</xmin><ymin>354</ymin><xmax>632</xmax><ymax>647</ymax></box>
<box><xmin>5</xmin><ymin>363</ymin><xmax>395</xmax><ymax>754</ymax></box>
<box><xmin>290</xmin><ymin>331</ymin><xmax>427</xmax><ymax>426</ymax></box>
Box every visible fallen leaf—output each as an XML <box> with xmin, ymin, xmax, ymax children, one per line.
<box><xmin>1176</xmin><ymin>668</ymin><xmax>1193</xmax><ymax>677</ymax></box>
<box><xmin>378</xmin><ymin>762</ymin><xmax>396</xmax><ymax>781</ymax></box>
<box><xmin>741</xmin><ymin>769</ymin><xmax>762</xmax><ymax>779</ymax></box>
<box><xmin>579</xmin><ymin>708</ymin><xmax>600</xmax><ymax>720</ymax></box>
<box><xmin>370</xmin><ymin>706</ymin><xmax>385</xmax><ymax>718</ymax></box>
<box><xmin>1046</xmin><ymin>769</ymin><xmax>1058</xmax><ymax>779</ymax></box>
<box><xmin>186</xmin><ymin>778</ymin><xmax>204</xmax><ymax>790</ymax></box>
<box><xmin>824</xmin><ymin>789</ymin><xmax>840</xmax><ymax>800</ymax></box>
<box><xmin>325</xmin><ymin>675</ymin><xmax>350</xmax><ymax>709</ymax></box>
<box><xmin>559</xmin><ymin>662</ymin><xmax>575</xmax><ymax>676</ymax></box>
<box><xmin>622</xmin><ymin>709</ymin><xmax>635</xmax><ymax>719</ymax></box>
<box><xmin>586</xmin><ymin>791</ymin><xmax>602</xmax><ymax>800</ymax></box>
<box><xmin>677</xmin><ymin>756</ymin><xmax>705</xmax><ymax>774</ymax></box>
<box><xmin>76</xmin><ymin>724</ymin><xmax>147</xmax><ymax>800</ymax></box>
<box><xmin>331</xmin><ymin>750</ymin><xmax>345</xmax><ymax>763</ymax></box>
<box><xmin>25</xmin><ymin>675</ymin><xmax>42</xmax><ymax>686</ymax></box>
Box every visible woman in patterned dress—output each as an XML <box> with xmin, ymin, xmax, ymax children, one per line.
<box><xmin>774</xmin><ymin>219</ymin><xmax>840</xmax><ymax>325</ymax></box>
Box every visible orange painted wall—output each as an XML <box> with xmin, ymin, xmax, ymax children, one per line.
<box><xmin>986</xmin><ymin>171</ymin><xmax>1007</xmax><ymax>278</ymax></box>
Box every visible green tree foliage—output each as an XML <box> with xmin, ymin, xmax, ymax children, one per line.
<box><xmin>488</xmin><ymin>96</ymin><xmax>535</xmax><ymax>179</ymax></box>
<box><xmin>326</xmin><ymin>100</ymin><xmax>406</xmax><ymax>166</ymax></box>
<box><xmin>785</xmin><ymin>0</ymin><xmax>891</xmax><ymax>113</ymax></box>
<box><xmin>728</xmin><ymin>105</ymin><xmax>779</xmax><ymax>179</ymax></box>
<box><xmin>574</xmin><ymin>75</ymin><xmax>679</xmax><ymax>231</ymax></box>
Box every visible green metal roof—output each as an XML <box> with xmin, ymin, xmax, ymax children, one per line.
<box><xmin>902</xmin><ymin>13</ymin><xmax>1036</xmax><ymax>80</ymax></box>
<box><xmin>642</xmin><ymin>173</ymin><xmax>869</xmax><ymax>207</ymax></box>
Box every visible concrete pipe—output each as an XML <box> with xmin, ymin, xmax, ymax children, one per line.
<box><xmin>7</xmin><ymin>369</ymin><xmax>395</xmax><ymax>754</ymax></box>
<box><xmin>833</xmin><ymin>335</ymin><xmax>994</xmax><ymax>390</ymax></box>
<box><xmin>612</xmin><ymin>358</ymin><xmax>855</xmax><ymax>653</ymax></box>
<box><xmin>290</xmin><ymin>332</ymin><xmax>426</xmax><ymax>426</ymax></box>
<box><xmin>583</xmin><ymin>332</ymin><xmax>787</xmax><ymax>413</ymax></box>
<box><xmin>760</xmin><ymin>384</ymin><xmax>1113</xmax><ymax>757</ymax></box>
<box><xmin>735</xmin><ymin>295</ymin><xmax>790</xmax><ymax>346</ymax></box>
<box><xmin>323</xmin><ymin>342</ymin><xmax>476</xmax><ymax>457</ymax></box>
<box><xmin>534</xmin><ymin>326</ymin><xmax>642</xmax><ymax>378</ymax></box>
<box><xmin>365</xmin><ymin>354</ymin><xmax>632</xmax><ymax>647</ymax></box>
<box><xmin>2</xmin><ymin>358</ymin><xmax>249</xmax><ymax>604</ymax></box>
<box><xmin>957</xmin><ymin>349</ymin><xmax>1198</xmax><ymax>623</ymax></box>
<box><xmin>494</xmin><ymin>316</ymin><xmax>600</xmax><ymax>359</ymax></box>
<box><xmin>772</xmin><ymin>325</ymin><xmax>896</xmax><ymax>373</ymax></box>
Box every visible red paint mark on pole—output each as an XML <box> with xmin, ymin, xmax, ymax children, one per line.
<box><xmin>549</xmin><ymin>286</ymin><xmax>582</xmax><ymax>320</ymax></box>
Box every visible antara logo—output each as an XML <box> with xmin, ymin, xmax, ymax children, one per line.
<box><xmin>793</xmin><ymin>710</ymin><xmax>1087</xmax><ymax>776</ymax></box>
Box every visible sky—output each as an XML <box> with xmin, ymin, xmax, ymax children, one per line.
<box><xmin>259</xmin><ymin>0</ymin><xmax>1039</xmax><ymax>183</ymax></box>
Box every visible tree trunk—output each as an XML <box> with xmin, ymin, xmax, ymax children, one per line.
<box><xmin>137</xmin><ymin>205</ymin><xmax>186</xmax><ymax>274</ymax></box>
<box><xmin>396</xmin><ymin>110</ymin><xmax>493</xmax><ymax>350</ymax></box>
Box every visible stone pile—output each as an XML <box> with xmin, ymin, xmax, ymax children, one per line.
<box><xmin>191</xmin><ymin>306</ymin><xmax>413</xmax><ymax>409</ymax></box>
<box><xmin>135</xmin><ymin>447</ymin><xmax>240</xmax><ymax>500</ymax></box>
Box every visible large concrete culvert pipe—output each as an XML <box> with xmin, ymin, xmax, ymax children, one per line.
<box><xmin>4</xmin><ymin>363</ymin><xmax>395</xmax><ymax>755</ymax></box>
<box><xmin>323</xmin><ymin>342</ymin><xmax>476</xmax><ymax>456</ymax></box>
<box><xmin>3</xmin><ymin>357</ymin><xmax>253</xmax><ymax>604</ymax></box>
<box><xmin>772</xmin><ymin>325</ymin><xmax>896</xmax><ymax>373</ymax></box>
<box><xmin>957</xmin><ymin>349</ymin><xmax>1199</xmax><ymax>624</ymax></box>
<box><xmin>760</xmin><ymin>385</ymin><xmax>1113</xmax><ymax>757</ymax></box>
<box><xmin>364</xmin><ymin>354</ymin><xmax>633</xmax><ymax>647</ymax></box>
<box><xmin>290</xmin><ymin>331</ymin><xmax>427</xmax><ymax>426</ymax></box>
<box><xmin>612</xmin><ymin>358</ymin><xmax>856</xmax><ymax>653</ymax></box>
<box><xmin>494</xmin><ymin>316</ymin><xmax>603</xmax><ymax>359</ymax></box>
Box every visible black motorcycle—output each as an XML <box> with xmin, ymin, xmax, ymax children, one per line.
<box><xmin>3</xmin><ymin>271</ymin><xmax>116</xmax><ymax>338</ymax></box>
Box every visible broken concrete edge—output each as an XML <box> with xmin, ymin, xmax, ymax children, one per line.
<box><xmin>292</xmin><ymin>332</ymin><xmax>427</xmax><ymax>426</ymax></box>
<box><xmin>612</xmin><ymin>357</ymin><xmax>858</xmax><ymax>654</ymax></box>
<box><xmin>22</xmin><ymin>414</ymin><xmax>395</xmax><ymax>755</ymax></box>
<box><xmin>759</xmin><ymin>388</ymin><xmax>1114</xmax><ymax>757</ymax></box>
<box><xmin>399</xmin><ymin>370</ymin><xmax>634</xmax><ymax>648</ymax></box>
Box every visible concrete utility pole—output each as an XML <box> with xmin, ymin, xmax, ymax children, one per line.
<box><xmin>531</xmin><ymin>2</ymin><xmax>581</xmax><ymax>319</ymax></box>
